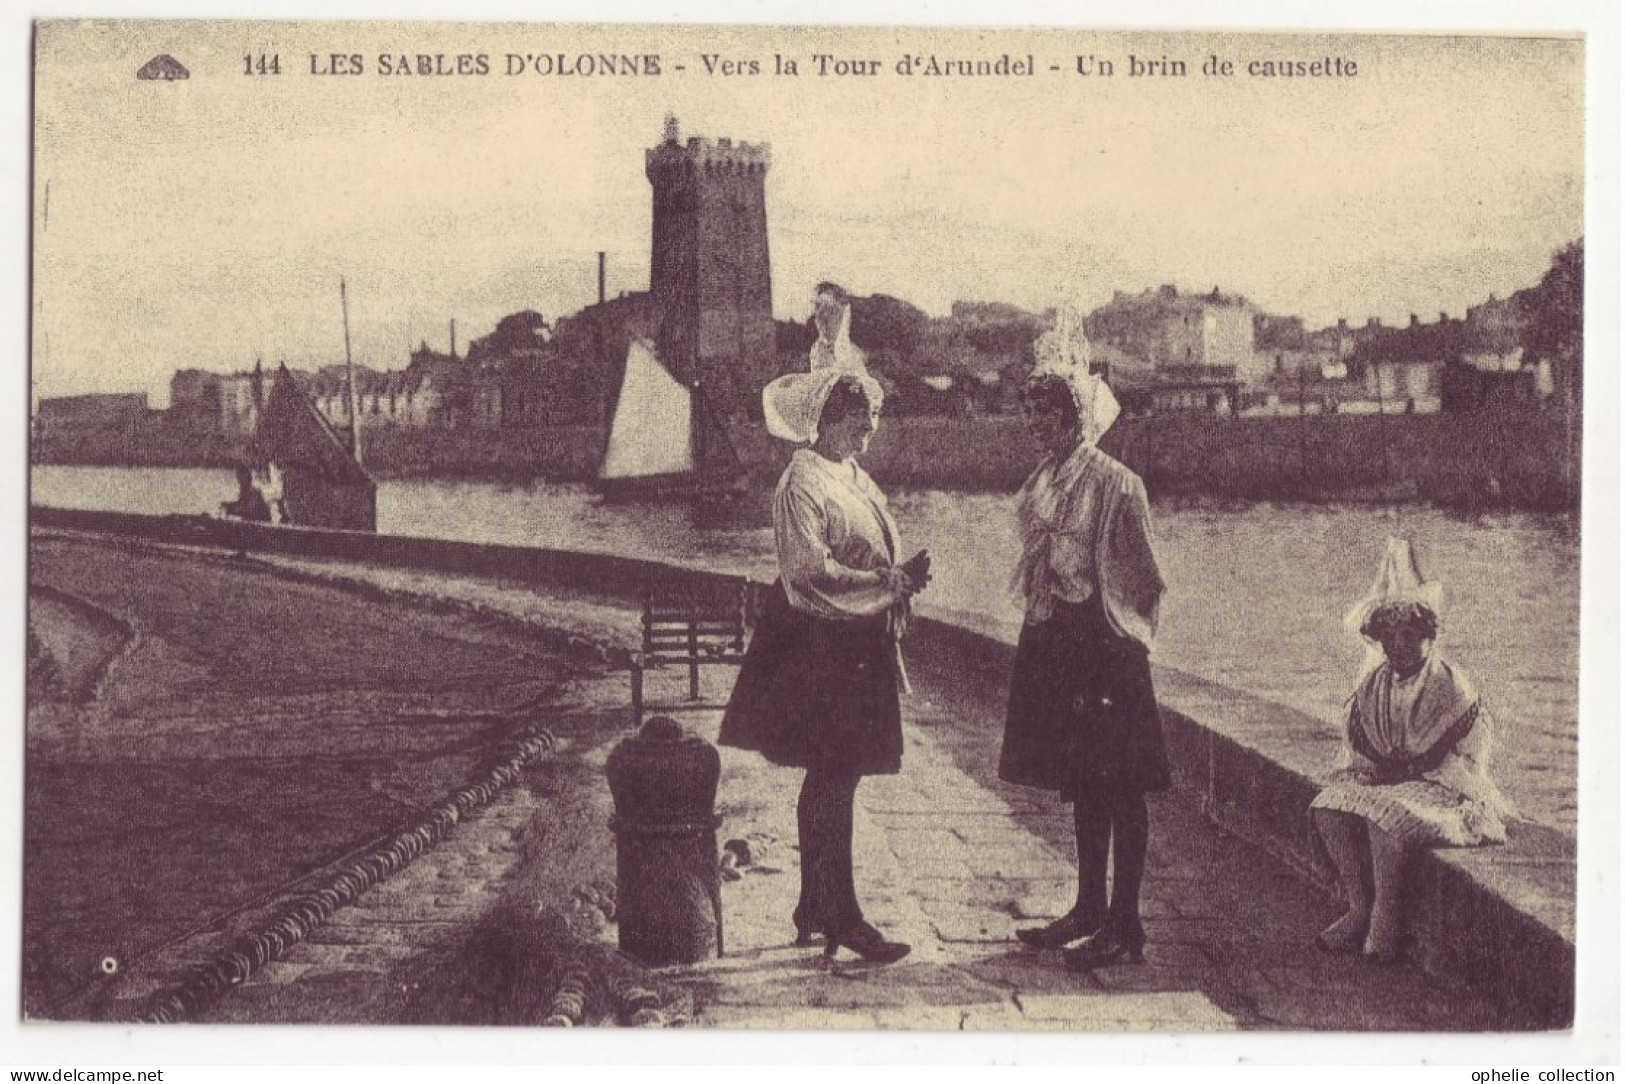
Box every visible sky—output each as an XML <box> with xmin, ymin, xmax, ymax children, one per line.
<box><xmin>31</xmin><ymin>22</ymin><xmax>1586</xmax><ymax>404</ymax></box>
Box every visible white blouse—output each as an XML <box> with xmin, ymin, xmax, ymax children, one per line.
<box><xmin>1012</xmin><ymin>442</ymin><xmax>1165</xmax><ymax>650</ymax></box>
<box><xmin>773</xmin><ymin>448</ymin><xmax>903</xmax><ymax>620</ymax></box>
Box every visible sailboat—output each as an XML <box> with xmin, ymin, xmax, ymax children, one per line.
<box><xmin>255</xmin><ymin>365</ymin><xmax>377</xmax><ymax>531</ymax></box>
<box><xmin>249</xmin><ymin>280</ymin><xmax>378</xmax><ymax>532</ymax></box>
<box><xmin>597</xmin><ymin>338</ymin><xmax>743</xmax><ymax>501</ymax></box>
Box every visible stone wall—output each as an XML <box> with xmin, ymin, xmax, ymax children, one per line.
<box><xmin>33</xmin><ymin>401</ymin><xmax>1577</xmax><ymax>511</ymax></box>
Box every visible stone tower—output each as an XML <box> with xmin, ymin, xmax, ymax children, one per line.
<box><xmin>646</xmin><ymin>117</ymin><xmax>774</xmax><ymax>419</ymax></box>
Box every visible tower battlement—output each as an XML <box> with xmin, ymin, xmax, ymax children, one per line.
<box><xmin>646</xmin><ymin>131</ymin><xmax>771</xmax><ymax>177</ymax></box>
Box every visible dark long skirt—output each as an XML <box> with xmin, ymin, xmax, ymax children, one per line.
<box><xmin>999</xmin><ymin>597</ymin><xmax>1171</xmax><ymax>799</ymax></box>
<box><xmin>718</xmin><ymin>580</ymin><xmax>903</xmax><ymax>777</ymax></box>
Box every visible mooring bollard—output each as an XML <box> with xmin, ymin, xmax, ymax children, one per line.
<box><xmin>605</xmin><ymin>715</ymin><xmax>723</xmax><ymax>965</ymax></box>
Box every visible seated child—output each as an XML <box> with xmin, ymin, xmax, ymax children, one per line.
<box><xmin>1311</xmin><ymin>538</ymin><xmax>1515</xmax><ymax>961</ymax></box>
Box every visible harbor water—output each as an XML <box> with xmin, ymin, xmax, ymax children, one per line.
<box><xmin>30</xmin><ymin>465</ymin><xmax>1580</xmax><ymax>833</ymax></box>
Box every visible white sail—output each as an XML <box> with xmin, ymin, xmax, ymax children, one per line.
<box><xmin>601</xmin><ymin>339</ymin><xmax>694</xmax><ymax>480</ymax></box>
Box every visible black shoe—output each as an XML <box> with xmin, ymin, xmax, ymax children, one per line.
<box><xmin>1016</xmin><ymin>909</ymin><xmax>1102</xmax><ymax>950</ymax></box>
<box><xmin>823</xmin><ymin>921</ymin><xmax>910</xmax><ymax>964</ymax></box>
<box><xmin>1063</xmin><ymin>931</ymin><xmax>1145</xmax><ymax>970</ymax></box>
<box><xmin>792</xmin><ymin>909</ymin><xmax>821</xmax><ymax>947</ymax></box>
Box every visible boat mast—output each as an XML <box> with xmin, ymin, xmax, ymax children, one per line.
<box><xmin>340</xmin><ymin>277</ymin><xmax>363</xmax><ymax>466</ymax></box>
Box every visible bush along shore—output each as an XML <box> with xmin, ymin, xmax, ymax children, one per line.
<box><xmin>35</xmin><ymin>404</ymin><xmax>1578</xmax><ymax>512</ymax></box>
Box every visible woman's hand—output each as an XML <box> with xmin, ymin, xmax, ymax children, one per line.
<box><xmin>899</xmin><ymin>548</ymin><xmax>932</xmax><ymax>595</ymax></box>
<box><xmin>878</xmin><ymin>550</ymin><xmax>932</xmax><ymax>601</ymax></box>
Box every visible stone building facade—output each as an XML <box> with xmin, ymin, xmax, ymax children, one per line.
<box><xmin>170</xmin><ymin>365</ymin><xmax>295</xmax><ymax>438</ymax></box>
<box><xmin>1086</xmin><ymin>285</ymin><xmax>1262</xmax><ymax>385</ymax></box>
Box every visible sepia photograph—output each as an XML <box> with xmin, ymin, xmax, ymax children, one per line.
<box><xmin>13</xmin><ymin>7</ymin><xmax>1619</xmax><ymax>1067</ymax></box>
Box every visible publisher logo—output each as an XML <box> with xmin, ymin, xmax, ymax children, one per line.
<box><xmin>136</xmin><ymin>54</ymin><xmax>190</xmax><ymax>81</ymax></box>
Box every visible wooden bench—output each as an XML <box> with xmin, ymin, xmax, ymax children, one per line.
<box><xmin>630</xmin><ymin>578</ymin><xmax>749</xmax><ymax>727</ymax></box>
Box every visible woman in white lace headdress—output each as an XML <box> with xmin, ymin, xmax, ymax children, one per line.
<box><xmin>719</xmin><ymin>281</ymin><xmax>931</xmax><ymax>964</ymax></box>
<box><xmin>1311</xmin><ymin>538</ymin><xmax>1516</xmax><ymax>961</ymax></box>
<box><xmin>999</xmin><ymin>308</ymin><xmax>1171</xmax><ymax>971</ymax></box>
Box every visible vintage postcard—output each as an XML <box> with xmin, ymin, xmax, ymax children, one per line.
<box><xmin>16</xmin><ymin>11</ymin><xmax>1617</xmax><ymax>1067</ymax></box>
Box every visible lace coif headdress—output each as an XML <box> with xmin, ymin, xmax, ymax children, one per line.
<box><xmin>1028</xmin><ymin>304</ymin><xmax>1120</xmax><ymax>446</ymax></box>
<box><xmin>1343</xmin><ymin>536</ymin><xmax>1447</xmax><ymax>680</ymax></box>
<box><xmin>763</xmin><ymin>301</ymin><xmax>883</xmax><ymax>444</ymax></box>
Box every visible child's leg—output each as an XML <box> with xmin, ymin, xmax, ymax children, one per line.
<box><xmin>1312</xmin><ymin>808</ymin><xmax>1373</xmax><ymax>949</ymax></box>
<box><xmin>1364</xmin><ymin>824</ymin><xmax>1407</xmax><ymax>961</ymax></box>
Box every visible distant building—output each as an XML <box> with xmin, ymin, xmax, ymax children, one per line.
<box><xmin>216</xmin><ymin>371</ymin><xmax>267</xmax><ymax>436</ymax></box>
<box><xmin>1309</xmin><ymin>318</ymin><xmax>1358</xmax><ymax>359</ymax></box>
<box><xmin>1146</xmin><ymin>364</ymin><xmax>1243</xmax><ymax>415</ymax></box>
<box><xmin>308</xmin><ymin>364</ymin><xmax>450</xmax><ymax>429</ymax></box>
<box><xmin>1258</xmin><ymin>318</ymin><xmax>1355</xmax><ymax>383</ymax></box>
<box><xmin>1253</xmin><ymin>312</ymin><xmax>1306</xmax><ymax>351</ymax></box>
<box><xmin>1341</xmin><ymin>312</ymin><xmax>1465</xmax><ymax>414</ymax></box>
<box><xmin>38</xmin><ymin>391</ymin><xmax>149</xmax><ymax>423</ymax></box>
<box><xmin>1364</xmin><ymin>358</ymin><xmax>1443</xmax><ymax>414</ymax></box>
<box><xmin>170</xmin><ymin>365</ymin><xmax>303</xmax><ymax>437</ymax></box>
<box><xmin>466</xmin><ymin>311</ymin><xmax>551</xmax><ymax>363</ymax></box>
<box><xmin>1243</xmin><ymin>358</ymin><xmax>1368</xmax><ymax>416</ymax></box>
<box><xmin>170</xmin><ymin>368</ymin><xmax>235</xmax><ymax>433</ymax></box>
<box><xmin>1342</xmin><ymin>306</ymin><xmax>1549</xmax><ymax>415</ymax></box>
<box><xmin>35</xmin><ymin>392</ymin><xmax>152</xmax><ymax>459</ymax></box>
<box><xmin>1442</xmin><ymin>348</ymin><xmax>1552</xmax><ymax>412</ymax></box>
<box><xmin>1258</xmin><ymin>345</ymin><xmax>1338</xmax><ymax>382</ymax></box>
<box><xmin>1083</xmin><ymin>286</ymin><xmax>1257</xmax><ymax>414</ymax></box>
<box><xmin>1086</xmin><ymin>285</ymin><xmax>1262</xmax><ymax>391</ymax></box>
<box><xmin>169</xmin><ymin>369</ymin><xmax>220</xmax><ymax>422</ymax></box>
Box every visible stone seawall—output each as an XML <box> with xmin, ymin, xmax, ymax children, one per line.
<box><xmin>36</xmin><ymin>401</ymin><xmax>1576</xmax><ymax>510</ymax></box>
<box><xmin>28</xmin><ymin>505</ymin><xmax>1577</xmax><ymax>1026</ymax></box>
<box><xmin>864</xmin><ymin>408</ymin><xmax>1575</xmax><ymax>509</ymax></box>
<box><xmin>911</xmin><ymin>608</ymin><xmax>1576</xmax><ymax>1030</ymax></box>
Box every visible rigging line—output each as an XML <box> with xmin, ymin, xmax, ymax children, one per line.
<box><xmin>48</xmin><ymin>820</ymin><xmax>400</xmax><ymax>1016</ymax></box>
<box><xmin>35</xmin><ymin>181</ymin><xmax>50</xmax><ymax>407</ymax></box>
<box><xmin>341</xmin><ymin>277</ymin><xmax>363</xmax><ymax>465</ymax></box>
<box><xmin>51</xmin><ymin>685</ymin><xmax>551</xmax><ymax>1017</ymax></box>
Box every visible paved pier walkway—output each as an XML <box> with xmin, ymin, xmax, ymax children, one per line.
<box><xmin>242</xmin><ymin>548</ymin><xmax>1510</xmax><ymax>1032</ymax></box>
<box><xmin>27</xmin><ymin>531</ymin><xmax>1513</xmax><ymax>1030</ymax></box>
<box><xmin>671</xmin><ymin>698</ymin><xmax>1502</xmax><ymax>1031</ymax></box>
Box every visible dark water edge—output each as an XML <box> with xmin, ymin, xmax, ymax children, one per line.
<box><xmin>34</xmin><ymin>400</ymin><xmax>1579</xmax><ymax>512</ymax></box>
